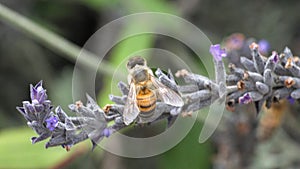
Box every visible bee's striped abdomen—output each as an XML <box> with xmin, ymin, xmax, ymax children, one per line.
<box><xmin>136</xmin><ymin>88</ymin><xmax>156</xmax><ymax>113</ymax></box>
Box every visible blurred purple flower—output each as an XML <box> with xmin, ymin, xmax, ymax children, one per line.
<box><xmin>210</xmin><ymin>44</ymin><xmax>227</xmax><ymax>61</ymax></box>
<box><xmin>45</xmin><ymin>116</ymin><xmax>59</xmax><ymax>131</ymax></box>
<box><xmin>239</xmin><ymin>93</ymin><xmax>252</xmax><ymax>104</ymax></box>
<box><xmin>287</xmin><ymin>96</ymin><xmax>295</xmax><ymax>104</ymax></box>
<box><xmin>258</xmin><ymin>39</ymin><xmax>270</xmax><ymax>55</ymax></box>
<box><xmin>102</xmin><ymin>128</ymin><xmax>113</xmax><ymax>137</ymax></box>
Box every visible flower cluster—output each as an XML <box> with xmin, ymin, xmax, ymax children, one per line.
<box><xmin>225</xmin><ymin>42</ymin><xmax>299</xmax><ymax>114</ymax></box>
<box><xmin>17</xmin><ymin>37</ymin><xmax>299</xmax><ymax>151</ymax></box>
<box><xmin>16</xmin><ymin>81</ymin><xmax>120</xmax><ymax>150</ymax></box>
<box><xmin>17</xmin><ymin>81</ymin><xmax>54</xmax><ymax>144</ymax></box>
<box><xmin>212</xmin><ymin>35</ymin><xmax>300</xmax><ymax>169</ymax></box>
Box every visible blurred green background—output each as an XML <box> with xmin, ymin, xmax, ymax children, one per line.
<box><xmin>0</xmin><ymin>0</ymin><xmax>300</xmax><ymax>168</ymax></box>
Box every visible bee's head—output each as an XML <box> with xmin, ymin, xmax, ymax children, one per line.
<box><xmin>126</xmin><ymin>56</ymin><xmax>147</xmax><ymax>70</ymax></box>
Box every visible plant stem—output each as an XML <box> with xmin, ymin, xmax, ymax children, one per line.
<box><xmin>0</xmin><ymin>3</ymin><xmax>122</xmax><ymax>78</ymax></box>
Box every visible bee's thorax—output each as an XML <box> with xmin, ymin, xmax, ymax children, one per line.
<box><xmin>131</xmin><ymin>67</ymin><xmax>151</xmax><ymax>84</ymax></box>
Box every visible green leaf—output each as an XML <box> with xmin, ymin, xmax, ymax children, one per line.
<box><xmin>122</xmin><ymin>0</ymin><xmax>177</xmax><ymax>14</ymax></box>
<box><xmin>78</xmin><ymin>0</ymin><xmax>118</xmax><ymax>10</ymax></box>
<box><xmin>79</xmin><ymin>0</ymin><xmax>176</xmax><ymax>14</ymax></box>
<box><xmin>0</xmin><ymin>127</ymin><xmax>88</xmax><ymax>169</ymax></box>
<box><xmin>159</xmin><ymin>120</ymin><xmax>213</xmax><ymax>169</ymax></box>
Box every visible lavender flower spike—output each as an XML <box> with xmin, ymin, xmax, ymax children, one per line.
<box><xmin>210</xmin><ymin>44</ymin><xmax>227</xmax><ymax>61</ymax></box>
<box><xmin>18</xmin><ymin>40</ymin><xmax>300</xmax><ymax>155</ymax></box>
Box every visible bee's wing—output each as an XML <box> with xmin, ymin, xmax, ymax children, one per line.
<box><xmin>150</xmin><ymin>76</ymin><xmax>184</xmax><ymax>107</ymax></box>
<box><xmin>123</xmin><ymin>82</ymin><xmax>140</xmax><ymax>125</ymax></box>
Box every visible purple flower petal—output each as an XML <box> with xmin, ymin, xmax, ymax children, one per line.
<box><xmin>271</xmin><ymin>51</ymin><xmax>279</xmax><ymax>64</ymax></box>
<box><xmin>37</xmin><ymin>91</ymin><xmax>47</xmax><ymax>104</ymax></box>
<box><xmin>35</xmin><ymin>81</ymin><xmax>43</xmax><ymax>89</ymax></box>
<box><xmin>24</xmin><ymin>102</ymin><xmax>35</xmax><ymax>113</ymax></box>
<box><xmin>30</xmin><ymin>81</ymin><xmax>47</xmax><ymax>104</ymax></box>
<box><xmin>45</xmin><ymin>116</ymin><xmax>59</xmax><ymax>131</ymax></box>
<box><xmin>32</xmin><ymin>99</ymin><xmax>39</xmax><ymax>105</ymax></box>
<box><xmin>239</xmin><ymin>93</ymin><xmax>252</xmax><ymax>104</ymax></box>
<box><xmin>17</xmin><ymin>106</ymin><xmax>26</xmax><ymax>115</ymax></box>
<box><xmin>17</xmin><ymin>106</ymin><xmax>32</xmax><ymax>122</ymax></box>
<box><xmin>34</xmin><ymin>104</ymin><xmax>44</xmax><ymax>112</ymax></box>
<box><xmin>210</xmin><ymin>44</ymin><xmax>227</xmax><ymax>61</ymax></box>
<box><xmin>30</xmin><ymin>84</ymin><xmax>37</xmax><ymax>101</ymax></box>
<box><xmin>36</xmin><ymin>86</ymin><xmax>43</xmax><ymax>92</ymax></box>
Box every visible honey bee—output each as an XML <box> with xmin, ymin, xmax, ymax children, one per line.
<box><xmin>123</xmin><ymin>56</ymin><xmax>184</xmax><ymax>125</ymax></box>
<box><xmin>257</xmin><ymin>100</ymin><xmax>288</xmax><ymax>141</ymax></box>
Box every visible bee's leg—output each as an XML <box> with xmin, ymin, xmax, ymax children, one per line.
<box><xmin>136</xmin><ymin>85</ymin><xmax>142</xmax><ymax>93</ymax></box>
